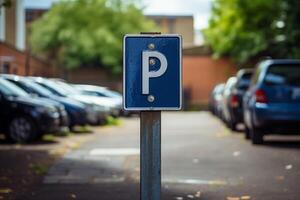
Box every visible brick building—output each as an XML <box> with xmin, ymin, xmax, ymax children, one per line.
<box><xmin>0</xmin><ymin>0</ymin><xmax>54</xmax><ymax>76</ymax></box>
<box><xmin>182</xmin><ymin>46</ymin><xmax>237</xmax><ymax>108</ymax></box>
<box><xmin>147</xmin><ymin>15</ymin><xmax>194</xmax><ymax>47</ymax></box>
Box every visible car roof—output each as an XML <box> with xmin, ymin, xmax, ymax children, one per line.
<box><xmin>237</xmin><ymin>68</ymin><xmax>253</xmax><ymax>76</ymax></box>
<box><xmin>75</xmin><ymin>84</ymin><xmax>107</xmax><ymax>91</ymax></box>
<box><xmin>260</xmin><ymin>59</ymin><xmax>300</xmax><ymax>67</ymax></box>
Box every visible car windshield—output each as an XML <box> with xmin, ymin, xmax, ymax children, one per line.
<box><xmin>0</xmin><ymin>78</ymin><xmax>29</xmax><ymax>97</ymax></box>
<box><xmin>22</xmin><ymin>79</ymin><xmax>53</xmax><ymax>97</ymax></box>
<box><xmin>53</xmin><ymin>81</ymin><xmax>81</xmax><ymax>95</ymax></box>
<box><xmin>264</xmin><ymin>64</ymin><xmax>300</xmax><ymax>86</ymax></box>
<box><xmin>237</xmin><ymin>72</ymin><xmax>253</xmax><ymax>89</ymax></box>
<box><xmin>98</xmin><ymin>89</ymin><xmax>121</xmax><ymax>98</ymax></box>
<box><xmin>36</xmin><ymin>79</ymin><xmax>67</xmax><ymax>96</ymax></box>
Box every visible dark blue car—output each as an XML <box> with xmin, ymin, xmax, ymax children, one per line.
<box><xmin>223</xmin><ymin>69</ymin><xmax>253</xmax><ymax>131</ymax></box>
<box><xmin>243</xmin><ymin>59</ymin><xmax>300</xmax><ymax>144</ymax></box>
<box><xmin>1</xmin><ymin>75</ymin><xmax>88</xmax><ymax>129</ymax></box>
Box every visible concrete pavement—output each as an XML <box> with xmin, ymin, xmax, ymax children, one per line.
<box><xmin>22</xmin><ymin>112</ymin><xmax>300</xmax><ymax>200</ymax></box>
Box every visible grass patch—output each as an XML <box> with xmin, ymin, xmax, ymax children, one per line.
<box><xmin>105</xmin><ymin>116</ymin><xmax>122</xmax><ymax>126</ymax></box>
<box><xmin>42</xmin><ymin>134</ymin><xmax>56</xmax><ymax>142</ymax></box>
<box><xmin>71</xmin><ymin>125</ymin><xmax>93</xmax><ymax>133</ymax></box>
<box><xmin>29</xmin><ymin>163</ymin><xmax>49</xmax><ymax>175</ymax></box>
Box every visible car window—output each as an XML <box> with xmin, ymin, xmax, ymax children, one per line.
<box><xmin>82</xmin><ymin>90</ymin><xmax>106</xmax><ymax>97</ymax></box>
<box><xmin>23</xmin><ymin>80</ymin><xmax>53</xmax><ymax>97</ymax></box>
<box><xmin>0</xmin><ymin>79</ymin><xmax>29</xmax><ymax>97</ymax></box>
<box><xmin>237</xmin><ymin>72</ymin><xmax>253</xmax><ymax>90</ymax></box>
<box><xmin>53</xmin><ymin>81</ymin><xmax>80</xmax><ymax>95</ymax></box>
<box><xmin>250</xmin><ymin>63</ymin><xmax>264</xmax><ymax>86</ymax></box>
<box><xmin>264</xmin><ymin>64</ymin><xmax>300</xmax><ymax>86</ymax></box>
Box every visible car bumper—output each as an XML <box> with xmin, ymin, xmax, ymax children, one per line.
<box><xmin>59</xmin><ymin>110</ymin><xmax>69</xmax><ymax>127</ymax></box>
<box><xmin>67</xmin><ymin>109</ymin><xmax>88</xmax><ymax>126</ymax></box>
<box><xmin>37</xmin><ymin>113</ymin><xmax>61</xmax><ymax>133</ymax></box>
<box><xmin>253</xmin><ymin>103</ymin><xmax>300</xmax><ymax>132</ymax></box>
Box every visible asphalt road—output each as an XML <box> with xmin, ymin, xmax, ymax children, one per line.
<box><xmin>23</xmin><ymin>112</ymin><xmax>300</xmax><ymax>200</ymax></box>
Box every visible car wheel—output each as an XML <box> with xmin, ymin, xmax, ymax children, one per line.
<box><xmin>244</xmin><ymin>126</ymin><xmax>250</xmax><ymax>139</ymax></box>
<box><xmin>228</xmin><ymin>120</ymin><xmax>237</xmax><ymax>131</ymax></box>
<box><xmin>250</xmin><ymin>128</ymin><xmax>263</xmax><ymax>144</ymax></box>
<box><xmin>8</xmin><ymin>116</ymin><xmax>37</xmax><ymax>143</ymax></box>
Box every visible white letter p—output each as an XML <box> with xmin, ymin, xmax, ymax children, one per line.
<box><xmin>142</xmin><ymin>51</ymin><xmax>168</xmax><ymax>95</ymax></box>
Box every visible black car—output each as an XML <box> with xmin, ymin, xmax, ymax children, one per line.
<box><xmin>1</xmin><ymin>75</ymin><xmax>69</xmax><ymax>130</ymax></box>
<box><xmin>223</xmin><ymin>69</ymin><xmax>253</xmax><ymax>131</ymax></box>
<box><xmin>1</xmin><ymin>75</ymin><xmax>88</xmax><ymax>129</ymax></box>
<box><xmin>0</xmin><ymin>78</ymin><xmax>60</xmax><ymax>143</ymax></box>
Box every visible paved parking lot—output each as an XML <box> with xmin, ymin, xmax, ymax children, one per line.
<box><xmin>2</xmin><ymin>112</ymin><xmax>300</xmax><ymax>200</ymax></box>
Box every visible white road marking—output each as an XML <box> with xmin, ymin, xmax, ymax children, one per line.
<box><xmin>162</xmin><ymin>178</ymin><xmax>227</xmax><ymax>185</ymax></box>
<box><xmin>89</xmin><ymin>148</ymin><xmax>139</xmax><ymax>156</ymax></box>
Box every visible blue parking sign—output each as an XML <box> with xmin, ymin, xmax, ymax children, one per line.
<box><xmin>123</xmin><ymin>34</ymin><xmax>182</xmax><ymax>110</ymax></box>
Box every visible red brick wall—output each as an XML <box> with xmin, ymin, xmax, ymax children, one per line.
<box><xmin>0</xmin><ymin>42</ymin><xmax>53</xmax><ymax>76</ymax></box>
<box><xmin>183</xmin><ymin>55</ymin><xmax>237</xmax><ymax>105</ymax></box>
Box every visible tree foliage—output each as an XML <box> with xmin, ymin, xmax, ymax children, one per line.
<box><xmin>203</xmin><ymin>0</ymin><xmax>300</xmax><ymax>65</ymax></box>
<box><xmin>30</xmin><ymin>0</ymin><xmax>156</xmax><ymax>74</ymax></box>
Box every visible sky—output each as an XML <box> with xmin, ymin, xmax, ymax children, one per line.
<box><xmin>24</xmin><ymin>0</ymin><xmax>212</xmax><ymax>30</ymax></box>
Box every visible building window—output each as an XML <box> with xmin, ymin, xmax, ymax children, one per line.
<box><xmin>2</xmin><ymin>62</ymin><xmax>10</xmax><ymax>73</ymax></box>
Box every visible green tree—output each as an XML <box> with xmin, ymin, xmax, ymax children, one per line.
<box><xmin>203</xmin><ymin>0</ymin><xmax>299</xmax><ymax>65</ymax></box>
<box><xmin>30</xmin><ymin>0</ymin><xmax>156</xmax><ymax>74</ymax></box>
<box><xmin>0</xmin><ymin>0</ymin><xmax>12</xmax><ymax>9</ymax></box>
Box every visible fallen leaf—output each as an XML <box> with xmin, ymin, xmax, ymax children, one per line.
<box><xmin>227</xmin><ymin>197</ymin><xmax>240</xmax><ymax>200</ymax></box>
<box><xmin>233</xmin><ymin>151</ymin><xmax>241</xmax><ymax>157</ymax></box>
<box><xmin>175</xmin><ymin>197</ymin><xmax>183</xmax><ymax>200</ymax></box>
<box><xmin>70</xmin><ymin>193</ymin><xmax>77</xmax><ymax>199</ymax></box>
<box><xmin>275</xmin><ymin>176</ymin><xmax>285</xmax><ymax>181</ymax></box>
<box><xmin>241</xmin><ymin>196</ymin><xmax>251</xmax><ymax>200</ymax></box>
<box><xmin>285</xmin><ymin>165</ymin><xmax>292</xmax><ymax>170</ymax></box>
<box><xmin>195</xmin><ymin>191</ymin><xmax>201</xmax><ymax>197</ymax></box>
<box><xmin>0</xmin><ymin>188</ymin><xmax>12</xmax><ymax>194</ymax></box>
<box><xmin>187</xmin><ymin>194</ymin><xmax>194</xmax><ymax>198</ymax></box>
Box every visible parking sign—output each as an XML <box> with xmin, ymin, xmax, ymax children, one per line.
<box><xmin>123</xmin><ymin>34</ymin><xmax>182</xmax><ymax>110</ymax></box>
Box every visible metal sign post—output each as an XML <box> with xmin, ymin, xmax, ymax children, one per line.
<box><xmin>123</xmin><ymin>32</ymin><xmax>182</xmax><ymax>200</ymax></box>
<box><xmin>140</xmin><ymin>111</ymin><xmax>161</xmax><ymax>200</ymax></box>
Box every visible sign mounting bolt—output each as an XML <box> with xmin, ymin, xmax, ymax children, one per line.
<box><xmin>148</xmin><ymin>43</ymin><xmax>155</xmax><ymax>50</ymax></box>
<box><xmin>147</xmin><ymin>95</ymin><xmax>155</xmax><ymax>102</ymax></box>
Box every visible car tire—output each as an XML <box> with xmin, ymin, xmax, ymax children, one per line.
<box><xmin>250</xmin><ymin>128</ymin><xmax>264</xmax><ymax>145</ymax></box>
<box><xmin>228</xmin><ymin>120</ymin><xmax>237</xmax><ymax>131</ymax></box>
<box><xmin>244</xmin><ymin>126</ymin><xmax>250</xmax><ymax>140</ymax></box>
<box><xmin>7</xmin><ymin>116</ymin><xmax>38</xmax><ymax>143</ymax></box>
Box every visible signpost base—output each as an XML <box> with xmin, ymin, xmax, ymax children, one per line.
<box><xmin>140</xmin><ymin>111</ymin><xmax>161</xmax><ymax>200</ymax></box>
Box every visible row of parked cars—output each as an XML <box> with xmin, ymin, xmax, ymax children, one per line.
<box><xmin>0</xmin><ymin>74</ymin><xmax>126</xmax><ymax>143</ymax></box>
<box><xmin>210</xmin><ymin>59</ymin><xmax>300</xmax><ymax>144</ymax></box>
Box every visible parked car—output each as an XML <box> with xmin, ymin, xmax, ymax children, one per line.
<box><xmin>31</xmin><ymin>77</ymin><xmax>108</xmax><ymax>125</ymax></box>
<box><xmin>243</xmin><ymin>59</ymin><xmax>300</xmax><ymax>144</ymax></box>
<box><xmin>1</xmin><ymin>75</ymin><xmax>87</xmax><ymax>129</ymax></box>
<box><xmin>0</xmin><ymin>78</ymin><xmax>60</xmax><ymax>143</ymax></box>
<box><xmin>210</xmin><ymin>83</ymin><xmax>225</xmax><ymax>118</ymax></box>
<box><xmin>209</xmin><ymin>83</ymin><xmax>225</xmax><ymax>116</ymax></box>
<box><xmin>73</xmin><ymin>84</ymin><xmax>124</xmax><ymax>116</ymax></box>
<box><xmin>52</xmin><ymin>79</ymin><xmax>121</xmax><ymax>117</ymax></box>
<box><xmin>221</xmin><ymin>77</ymin><xmax>237</xmax><ymax>125</ymax></box>
<box><xmin>222</xmin><ymin>69</ymin><xmax>253</xmax><ymax>131</ymax></box>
